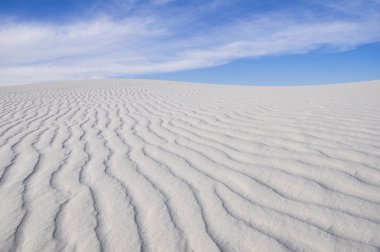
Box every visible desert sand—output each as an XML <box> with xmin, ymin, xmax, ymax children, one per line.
<box><xmin>0</xmin><ymin>79</ymin><xmax>379</xmax><ymax>251</ymax></box>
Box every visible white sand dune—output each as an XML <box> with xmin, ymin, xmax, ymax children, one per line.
<box><xmin>0</xmin><ymin>79</ymin><xmax>380</xmax><ymax>252</ymax></box>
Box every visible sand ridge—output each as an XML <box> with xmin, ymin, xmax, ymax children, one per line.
<box><xmin>0</xmin><ymin>79</ymin><xmax>380</xmax><ymax>251</ymax></box>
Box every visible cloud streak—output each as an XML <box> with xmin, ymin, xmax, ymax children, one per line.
<box><xmin>1</xmin><ymin>0</ymin><xmax>380</xmax><ymax>84</ymax></box>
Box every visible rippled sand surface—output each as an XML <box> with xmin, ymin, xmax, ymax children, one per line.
<box><xmin>1</xmin><ymin>79</ymin><xmax>380</xmax><ymax>251</ymax></box>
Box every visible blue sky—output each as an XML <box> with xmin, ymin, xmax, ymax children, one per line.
<box><xmin>0</xmin><ymin>0</ymin><xmax>379</xmax><ymax>85</ymax></box>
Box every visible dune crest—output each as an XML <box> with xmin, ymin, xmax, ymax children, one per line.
<box><xmin>0</xmin><ymin>79</ymin><xmax>380</xmax><ymax>251</ymax></box>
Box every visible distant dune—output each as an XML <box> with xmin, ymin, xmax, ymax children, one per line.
<box><xmin>0</xmin><ymin>79</ymin><xmax>379</xmax><ymax>251</ymax></box>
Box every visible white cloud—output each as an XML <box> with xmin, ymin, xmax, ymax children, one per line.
<box><xmin>0</xmin><ymin>1</ymin><xmax>380</xmax><ymax>85</ymax></box>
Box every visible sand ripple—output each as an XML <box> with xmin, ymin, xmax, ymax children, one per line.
<box><xmin>0</xmin><ymin>79</ymin><xmax>380</xmax><ymax>251</ymax></box>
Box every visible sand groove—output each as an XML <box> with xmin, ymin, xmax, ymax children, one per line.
<box><xmin>0</xmin><ymin>79</ymin><xmax>379</xmax><ymax>251</ymax></box>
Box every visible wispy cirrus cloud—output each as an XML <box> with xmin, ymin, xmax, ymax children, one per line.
<box><xmin>0</xmin><ymin>0</ymin><xmax>379</xmax><ymax>85</ymax></box>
